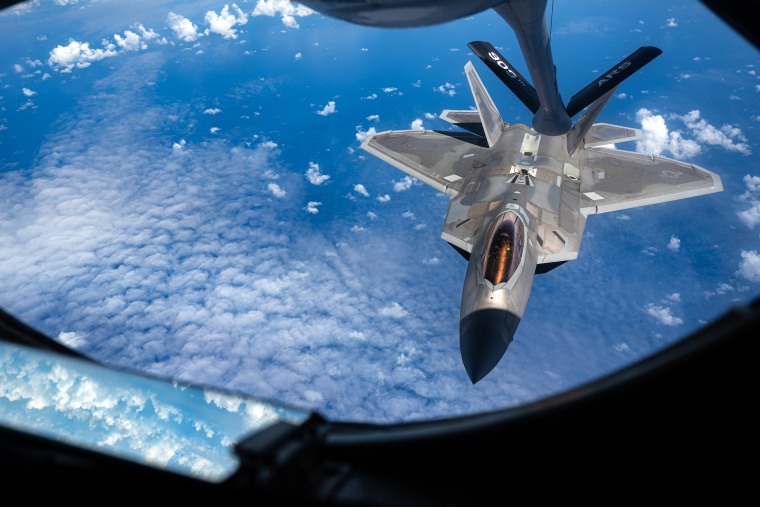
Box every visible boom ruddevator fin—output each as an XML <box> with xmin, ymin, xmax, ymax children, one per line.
<box><xmin>565</xmin><ymin>46</ymin><xmax>662</xmax><ymax>118</ymax></box>
<box><xmin>468</xmin><ymin>40</ymin><xmax>540</xmax><ymax>114</ymax></box>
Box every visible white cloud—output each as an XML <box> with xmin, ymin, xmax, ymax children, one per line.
<box><xmin>616</xmin><ymin>92</ymin><xmax>628</xmax><ymax>99</ymax></box>
<box><xmin>393</xmin><ymin>176</ymin><xmax>414</xmax><ymax>192</ymax></box>
<box><xmin>366</xmin><ymin>114</ymin><xmax>379</xmax><ymax>122</ymax></box>
<box><xmin>677</xmin><ymin>110</ymin><xmax>750</xmax><ymax>155</ymax></box>
<box><xmin>167</xmin><ymin>12</ymin><xmax>203</xmax><ymax>42</ymax></box>
<box><xmin>353</xmin><ymin>184</ymin><xmax>369</xmax><ymax>197</ymax></box>
<box><xmin>738</xmin><ymin>175</ymin><xmax>760</xmax><ymax>229</ymax></box>
<box><xmin>411</xmin><ymin>119</ymin><xmax>424</xmax><ymax>130</ymax></box>
<box><xmin>58</xmin><ymin>331</ymin><xmax>88</xmax><ymax>348</ymax></box>
<box><xmin>268</xmin><ymin>182</ymin><xmax>286</xmax><ymax>198</ymax></box>
<box><xmin>209</xmin><ymin>127</ymin><xmax>220</xmax><ymax>133</ymax></box>
<box><xmin>48</xmin><ymin>40</ymin><xmax>118</xmax><ymax>72</ymax></box>
<box><xmin>304</xmin><ymin>201</ymin><xmax>322</xmax><ymax>214</ymax></box>
<box><xmin>645</xmin><ymin>303</ymin><xmax>683</xmax><ymax>326</ymax></box>
<box><xmin>203</xmin><ymin>108</ymin><xmax>222</xmax><ymax>115</ymax></box>
<box><xmin>422</xmin><ymin>257</ymin><xmax>440</xmax><ymax>265</ymax></box>
<box><xmin>434</xmin><ymin>83</ymin><xmax>456</xmax><ymax>96</ymax></box>
<box><xmin>251</xmin><ymin>0</ymin><xmax>315</xmax><ymax>29</ymax></box>
<box><xmin>376</xmin><ymin>194</ymin><xmax>391</xmax><ymax>203</ymax></box>
<box><xmin>22</xmin><ymin>88</ymin><xmax>36</xmax><ymax>97</ymax></box>
<box><xmin>305</xmin><ymin>162</ymin><xmax>330</xmax><ymax>185</ymax></box>
<box><xmin>424</xmin><ymin>112</ymin><xmax>436</xmax><ymax>119</ymax></box>
<box><xmin>355</xmin><ymin>126</ymin><xmax>376</xmax><ymax>142</ymax></box>
<box><xmin>737</xmin><ymin>250</ymin><xmax>760</xmax><ymax>282</ymax></box>
<box><xmin>635</xmin><ymin>108</ymin><xmax>751</xmax><ymax>159</ymax></box>
<box><xmin>114</xmin><ymin>30</ymin><xmax>145</xmax><ymax>52</ymax></box>
<box><xmin>634</xmin><ymin>108</ymin><xmax>701</xmax><ymax>159</ymax></box>
<box><xmin>379</xmin><ymin>302</ymin><xmax>408</xmax><ymax>319</ymax></box>
<box><xmin>172</xmin><ymin>139</ymin><xmax>187</xmax><ymax>152</ymax></box>
<box><xmin>315</xmin><ymin>101</ymin><xmax>337</xmax><ymax>116</ymax></box>
<box><xmin>667</xmin><ymin>235</ymin><xmax>680</xmax><ymax>251</ymax></box>
<box><xmin>294</xmin><ymin>52</ymin><xmax>302</xmax><ymax>60</ymax></box>
<box><xmin>382</xmin><ymin>87</ymin><xmax>397</xmax><ymax>93</ymax></box>
<box><xmin>666</xmin><ymin>17</ymin><xmax>677</xmax><ymax>27</ymax></box>
<box><xmin>364</xmin><ymin>93</ymin><xmax>377</xmax><ymax>100</ymax></box>
<box><xmin>402</xmin><ymin>211</ymin><xmax>415</xmax><ymax>220</ymax></box>
<box><xmin>666</xmin><ymin>293</ymin><xmax>681</xmax><ymax>303</ymax></box>
<box><xmin>204</xmin><ymin>4</ymin><xmax>248</xmax><ymax>39</ymax></box>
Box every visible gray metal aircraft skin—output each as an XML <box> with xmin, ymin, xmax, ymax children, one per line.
<box><xmin>362</xmin><ymin>63</ymin><xmax>722</xmax><ymax>383</ymax></box>
<box><xmin>303</xmin><ymin>0</ymin><xmax>724</xmax><ymax>383</ymax></box>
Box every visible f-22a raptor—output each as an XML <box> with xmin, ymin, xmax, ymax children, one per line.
<box><xmin>357</xmin><ymin>2</ymin><xmax>723</xmax><ymax>383</ymax></box>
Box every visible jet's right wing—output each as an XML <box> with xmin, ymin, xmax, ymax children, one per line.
<box><xmin>578</xmin><ymin>148</ymin><xmax>723</xmax><ymax>215</ymax></box>
<box><xmin>360</xmin><ymin>130</ymin><xmax>486</xmax><ymax>197</ymax></box>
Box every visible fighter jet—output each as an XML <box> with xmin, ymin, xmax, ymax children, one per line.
<box><xmin>352</xmin><ymin>2</ymin><xmax>724</xmax><ymax>383</ymax></box>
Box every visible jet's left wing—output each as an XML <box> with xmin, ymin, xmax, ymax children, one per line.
<box><xmin>360</xmin><ymin>130</ymin><xmax>486</xmax><ymax>196</ymax></box>
<box><xmin>577</xmin><ymin>147</ymin><xmax>723</xmax><ymax>215</ymax></box>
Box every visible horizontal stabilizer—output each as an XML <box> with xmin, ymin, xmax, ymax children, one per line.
<box><xmin>464</xmin><ymin>61</ymin><xmax>504</xmax><ymax>148</ymax></box>
<box><xmin>468</xmin><ymin>41</ymin><xmax>540</xmax><ymax>114</ymax></box>
<box><xmin>440</xmin><ymin>109</ymin><xmax>486</xmax><ymax>137</ymax></box>
<box><xmin>565</xmin><ymin>46</ymin><xmax>662</xmax><ymax>118</ymax></box>
<box><xmin>583</xmin><ymin>123</ymin><xmax>641</xmax><ymax>148</ymax></box>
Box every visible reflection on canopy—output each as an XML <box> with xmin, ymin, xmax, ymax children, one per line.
<box><xmin>480</xmin><ymin>211</ymin><xmax>524</xmax><ymax>287</ymax></box>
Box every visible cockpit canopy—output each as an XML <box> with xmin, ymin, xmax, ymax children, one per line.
<box><xmin>480</xmin><ymin>211</ymin><xmax>525</xmax><ymax>288</ymax></box>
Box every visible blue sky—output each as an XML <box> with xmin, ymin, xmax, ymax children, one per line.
<box><xmin>0</xmin><ymin>0</ymin><xmax>758</xmax><ymax>425</ymax></box>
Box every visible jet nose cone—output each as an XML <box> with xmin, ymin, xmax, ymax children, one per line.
<box><xmin>460</xmin><ymin>309</ymin><xmax>520</xmax><ymax>384</ymax></box>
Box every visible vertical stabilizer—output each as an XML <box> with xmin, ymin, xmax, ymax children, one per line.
<box><xmin>566</xmin><ymin>87</ymin><xmax>618</xmax><ymax>156</ymax></box>
<box><xmin>464</xmin><ymin>61</ymin><xmax>504</xmax><ymax>148</ymax></box>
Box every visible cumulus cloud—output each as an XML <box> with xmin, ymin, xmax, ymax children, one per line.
<box><xmin>677</xmin><ymin>110</ymin><xmax>750</xmax><ymax>155</ymax></box>
<box><xmin>167</xmin><ymin>12</ymin><xmax>203</xmax><ymax>42</ymax></box>
<box><xmin>251</xmin><ymin>0</ymin><xmax>315</xmax><ymax>29</ymax></box>
<box><xmin>209</xmin><ymin>127</ymin><xmax>220</xmax><ymax>133</ymax></box>
<box><xmin>410</xmin><ymin>119</ymin><xmax>424</xmax><ymax>130</ymax></box>
<box><xmin>204</xmin><ymin>4</ymin><xmax>248</xmax><ymax>39</ymax></box>
<box><xmin>376</xmin><ymin>194</ymin><xmax>391</xmax><ymax>203</ymax></box>
<box><xmin>634</xmin><ymin>108</ymin><xmax>700</xmax><ymax>159</ymax></box>
<box><xmin>393</xmin><ymin>176</ymin><xmax>414</xmax><ymax>192</ymax></box>
<box><xmin>355</xmin><ymin>126</ymin><xmax>376</xmax><ymax>142</ymax></box>
<box><xmin>635</xmin><ymin>108</ymin><xmax>749</xmax><ymax>159</ymax></box>
<box><xmin>666</xmin><ymin>17</ymin><xmax>677</xmax><ymax>27</ymax></box>
<box><xmin>268</xmin><ymin>182</ymin><xmax>286</xmax><ymax>197</ymax></box>
<box><xmin>315</xmin><ymin>101</ymin><xmax>337</xmax><ymax>116</ymax></box>
<box><xmin>737</xmin><ymin>175</ymin><xmax>760</xmax><ymax>229</ymax></box>
<box><xmin>203</xmin><ymin>108</ymin><xmax>222</xmax><ymax>115</ymax></box>
<box><xmin>304</xmin><ymin>201</ymin><xmax>322</xmax><ymax>214</ymax></box>
<box><xmin>645</xmin><ymin>303</ymin><xmax>683</xmax><ymax>326</ymax></box>
<box><xmin>172</xmin><ymin>139</ymin><xmax>187</xmax><ymax>152</ymax></box>
<box><xmin>382</xmin><ymin>87</ymin><xmax>397</xmax><ymax>93</ymax></box>
<box><xmin>424</xmin><ymin>112</ymin><xmax>436</xmax><ymax>119</ymax></box>
<box><xmin>737</xmin><ymin>250</ymin><xmax>760</xmax><ymax>282</ymax></box>
<box><xmin>48</xmin><ymin>40</ymin><xmax>118</xmax><ymax>72</ymax></box>
<box><xmin>47</xmin><ymin>24</ymin><xmax>162</xmax><ymax>72</ymax></box>
<box><xmin>114</xmin><ymin>30</ymin><xmax>145</xmax><ymax>51</ymax></box>
<box><xmin>366</xmin><ymin>114</ymin><xmax>379</xmax><ymax>122</ymax></box>
<box><xmin>305</xmin><ymin>162</ymin><xmax>330</xmax><ymax>185</ymax></box>
<box><xmin>379</xmin><ymin>302</ymin><xmax>408</xmax><ymax>318</ymax></box>
<box><xmin>667</xmin><ymin>235</ymin><xmax>681</xmax><ymax>251</ymax></box>
<box><xmin>363</xmin><ymin>93</ymin><xmax>377</xmax><ymax>100</ymax></box>
<box><xmin>434</xmin><ymin>82</ymin><xmax>456</xmax><ymax>96</ymax></box>
<box><xmin>22</xmin><ymin>88</ymin><xmax>36</xmax><ymax>97</ymax></box>
<box><xmin>353</xmin><ymin>184</ymin><xmax>369</xmax><ymax>197</ymax></box>
<box><xmin>294</xmin><ymin>52</ymin><xmax>302</xmax><ymax>60</ymax></box>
